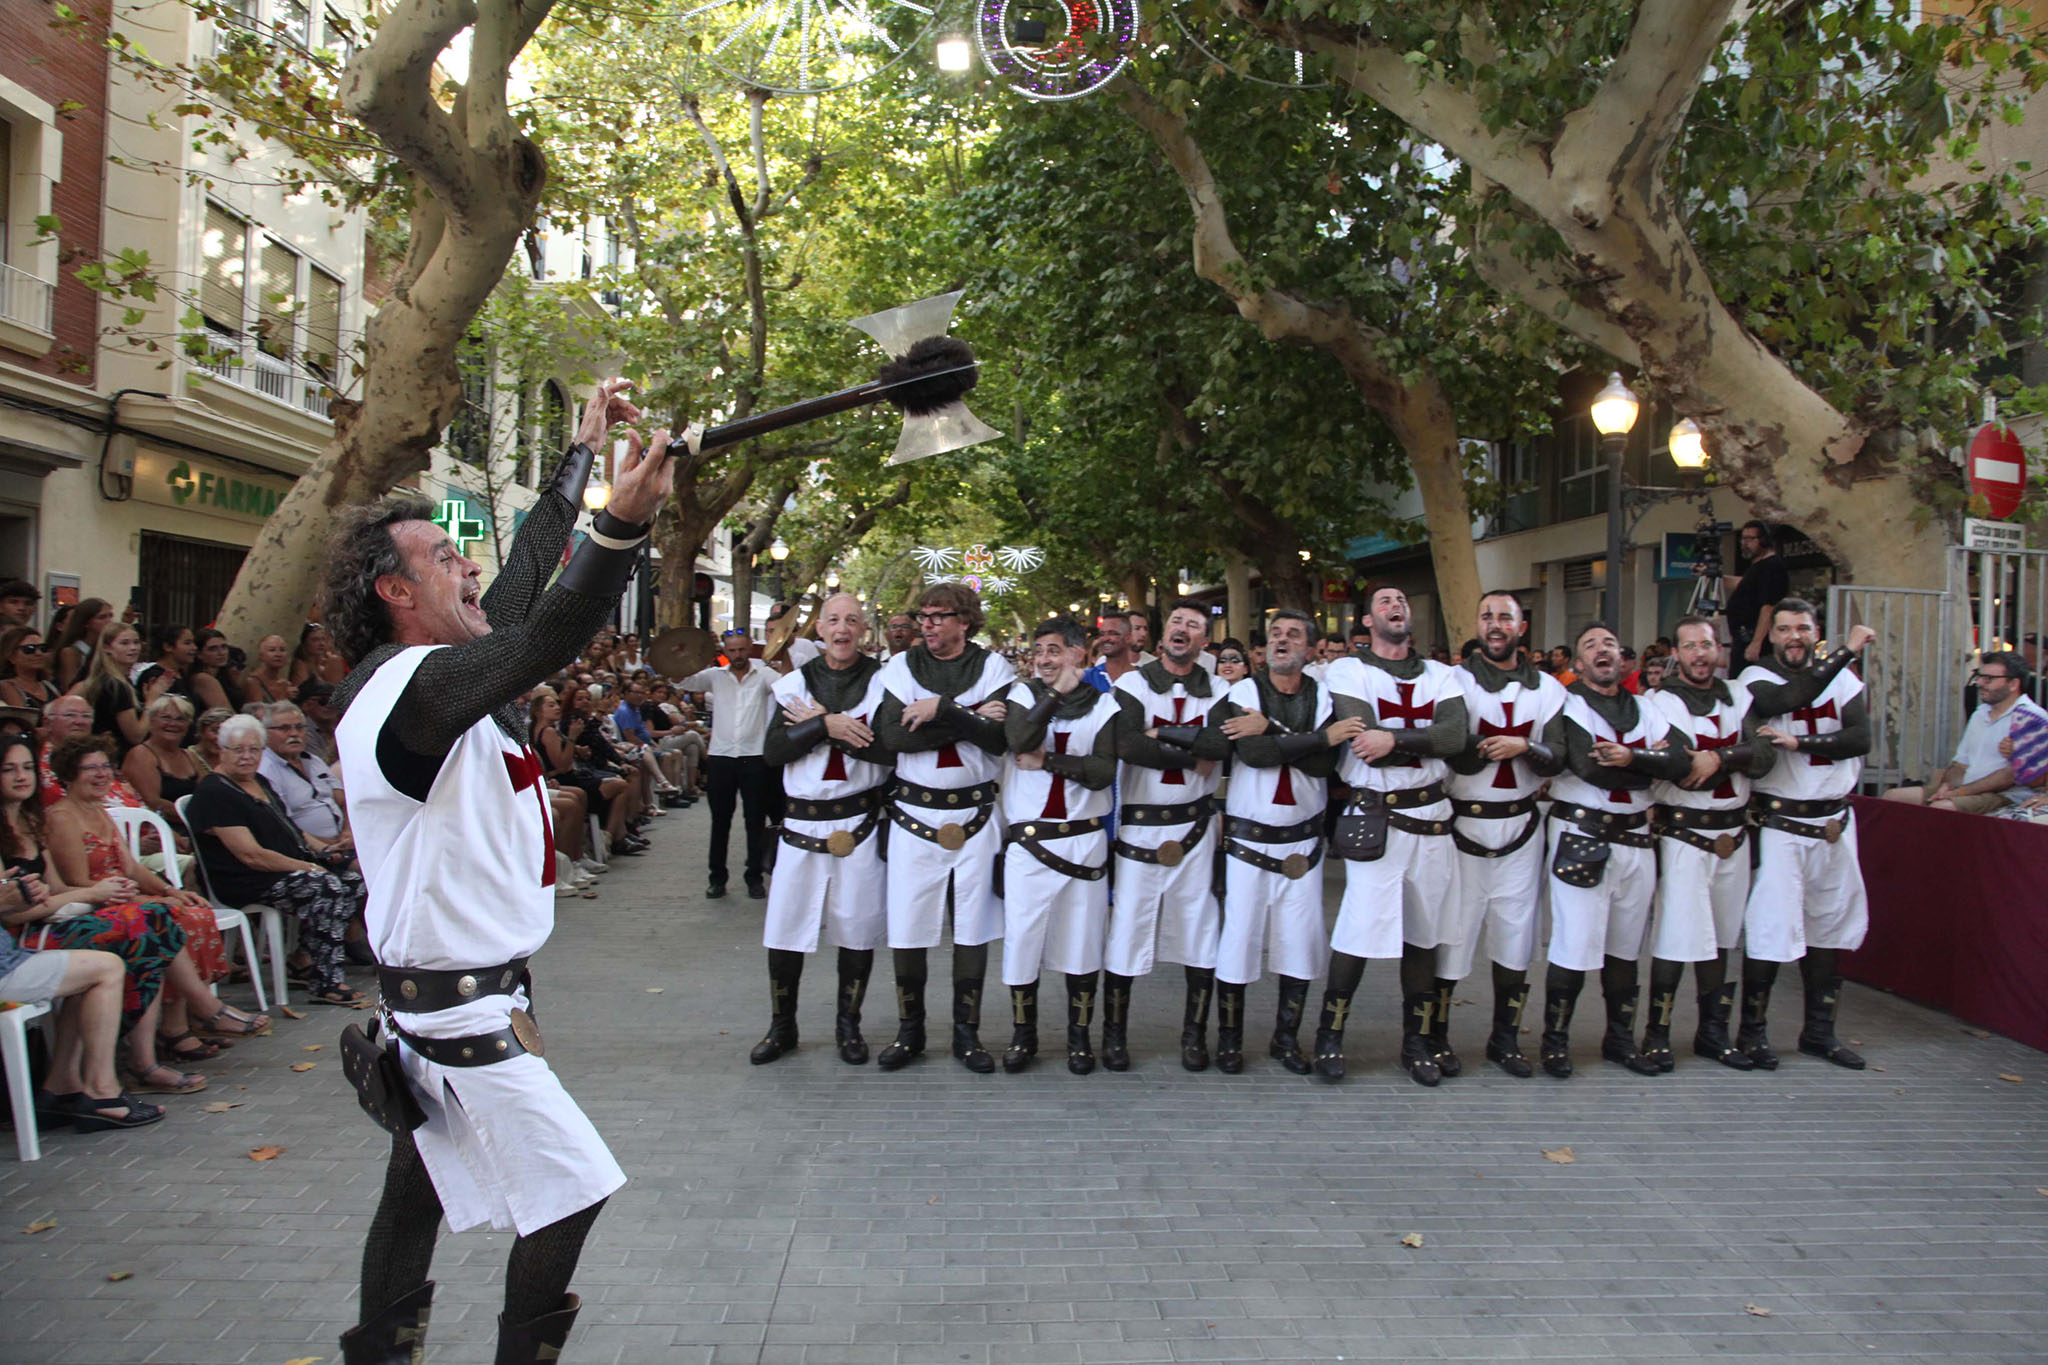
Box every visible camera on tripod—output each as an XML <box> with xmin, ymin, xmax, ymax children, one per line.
<box><xmin>1689</xmin><ymin>513</ymin><xmax>1732</xmax><ymax>613</ymax></box>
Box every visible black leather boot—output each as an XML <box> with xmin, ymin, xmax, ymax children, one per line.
<box><xmin>1540</xmin><ymin>967</ymin><xmax>1582</xmax><ymax>1078</ymax></box>
<box><xmin>1269</xmin><ymin>976</ymin><xmax>1311</xmax><ymax>1075</ymax></box>
<box><xmin>750</xmin><ymin>949</ymin><xmax>803</xmax><ymax>1065</ymax></box>
<box><xmin>1692</xmin><ymin>980</ymin><xmax>1753</xmax><ymax>1069</ymax></box>
<box><xmin>875</xmin><ymin>955</ymin><xmax>927</xmax><ymax>1071</ymax></box>
<box><xmin>1179</xmin><ymin>966</ymin><xmax>1213</xmax><ymax>1072</ymax></box>
<box><xmin>834</xmin><ymin>948</ymin><xmax>872</xmax><ymax>1065</ymax></box>
<box><xmin>1737</xmin><ymin>960</ymin><xmax>1780</xmax><ymax>1071</ymax></box>
<box><xmin>1065</xmin><ymin>972</ymin><xmax>1098</xmax><ymax>1075</ymax></box>
<box><xmin>1002</xmin><ymin>981</ymin><xmax>1039</xmax><ymax>1073</ymax></box>
<box><xmin>1485</xmin><ymin>973</ymin><xmax>1533</xmax><ymax>1078</ymax></box>
<box><xmin>1214</xmin><ymin>980</ymin><xmax>1246</xmax><ymax>1074</ymax></box>
<box><xmin>1100</xmin><ymin>972</ymin><xmax>1133</xmax><ymax>1071</ymax></box>
<box><xmin>340</xmin><ymin>1281</ymin><xmax>433</xmax><ymax>1365</ymax></box>
<box><xmin>1601</xmin><ymin>987</ymin><xmax>1661</xmax><ymax>1075</ymax></box>
<box><xmin>1796</xmin><ymin>951</ymin><xmax>1866</xmax><ymax>1069</ymax></box>
<box><xmin>952</xmin><ymin>977</ymin><xmax>995</xmax><ymax>1073</ymax></box>
<box><xmin>1639</xmin><ymin>958</ymin><xmax>1683</xmax><ymax>1073</ymax></box>
<box><xmin>1398</xmin><ymin>992</ymin><xmax>1442</xmax><ymax>1086</ymax></box>
<box><xmin>1427</xmin><ymin>977</ymin><xmax>1462</xmax><ymax>1078</ymax></box>
<box><xmin>1311</xmin><ymin>988</ymin><xmax>1352</xmax><ymax>1083</ymax></box>
<box><xmin>494</xmin><ymin>1292</ymin><xmax>580</xmax><ymax>1365</ymax></box>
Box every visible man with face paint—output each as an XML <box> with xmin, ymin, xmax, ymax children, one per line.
<box><xmin>752</xmin><ymin>594</ymin><xmax>895</xmax><ymax>1067</ymax></box>
<box><xmin>1320</xmin><ymin>585</ymin><xmax>1470</xmax><ymax>1085</ymax></box>
<box><xmin>1736</xmin><ymin>599</ymin><xmax>1877</xmax><ymax>1070</ymax></box>
<box><xmin>873</xmin><ymin>584</ymin><xmax>1016</xmax><ymax>1072</ymax></box>
<box><xmin>1200</xmin><ymin>609</ymin><xmax>1364</xmax><ymax>1075</ymax></box>
<box><xmin>1441</xmin><ymin>591</ymin><xmax>1567</xmax><ymax>1078</ymax></box>
<box><xmin>1108</xmin><ymin>600</ymin><xmax>1228</xmax><ymax>1070</ymax></box>
<box><xmin>1537</xmin><ymin>622</ymin><xmax>1695</xmax><ymax>1078</ymax></box>
<box><xmin>997</xmin><ymin>618</ymin><xmax>1122</xmax><ymax>1074</ymax></box>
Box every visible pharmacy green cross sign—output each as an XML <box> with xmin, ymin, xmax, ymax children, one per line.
<box><xmin>432</xmin><ymin>499</ymin><xmax>486</xmax><ymax>553</ymax></box>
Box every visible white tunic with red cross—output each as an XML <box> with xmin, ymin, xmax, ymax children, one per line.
<box><xmin>1644</xmin><ymin>682</ymin><xmax>1757</xmax><ymax>962</ymax></box>
<box><xmin>337</xmin><ymin>644</ymin><xmax>623</xmax><ymax>1237</ymax></box>
<box><xmin>1447</xmin><ymin>668</ymin><xmax>1568</xmax><ymax>807</ymax></box>
<box><xmin>1548</xmin><ymin>691</ymin><xmax>1669</xmax><ymax>815</ymax></box>
<box><xmin>1324</xmin><ymin>655</ymin><xmax>1465</xmax><ymax>959</ymax></box>
<box><xmin>1737</xmin><ymin>664</ymin><xmax>1866</xmax><ymax>803</ymax></box>
<box><xmin>762</xmin><ymin>665</ymin><xmax>892</xmax><ymax>955</ymax></box>
<box><xmin>1106</xmin><ymin>666</ymin><xmax>1223</xmax><ymax>976</ymax></box>
<box><xmin>999</xmin><ymin>682</ymin><xmax>1119</xmax><ymax>983</ymax></box>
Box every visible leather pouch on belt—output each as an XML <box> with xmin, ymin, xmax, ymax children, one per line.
<box><xmin>1331</xmin><ymin>793</ymin><xmax>1390</xmax><ymax>863</ymax></box>
<box><xmin>340</xmin><ymin>1019</ymin><xmax>426</xmax><ymax>1137</ymax></box>
<box><xmin>1551</xmin><ymin>831</ymin><xmax>1611</xmax><ymax>889</ymax></box>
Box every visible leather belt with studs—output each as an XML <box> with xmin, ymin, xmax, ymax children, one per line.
<box><xmin>378</xmin><ymin>959</ymin><xmax>529</xmax><ymax>1015</ymax></box>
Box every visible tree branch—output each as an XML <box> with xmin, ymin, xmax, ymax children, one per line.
<box><xmin>341</xmin><ymin>0</ymin><xmax>481</xmax><ymax>216</ymax></box>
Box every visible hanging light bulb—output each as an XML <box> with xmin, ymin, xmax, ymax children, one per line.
<box><xmin>769</xmin><ymin>537</ymin><xmax>789</xmax><ymax>562</ymax></box>
<box><xmin>1589</xmin><ymin>371</ymin><xmax>1642</xmax><ymax>437</ymax></box>
<box><xmin>935</xmin><ymin>33</ymin><xmax>973</xmax><ymax>72</ymax></box>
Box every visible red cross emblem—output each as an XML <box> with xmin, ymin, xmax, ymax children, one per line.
<box><xmin>1790</xmin><ymin>698</ymin><xmax>1837</xmax><ymax>767</ymax></box>
<box><xmin>1152</xmin><ymin>695</ymin><xmax>1202</xmax><ymax>786</ymax></box>
<box><xmin>1477</xmin><ymin>711</ymin><xmax>1533</xmax><ymax>790</ymax></box>
<box><xmin>1377</xmin><ymin>681</ymin><xmax>1436</xmax><ymax>768</ymax></box>
<box><xmin>1693</xmin><ymin>716</ymin><xmax>1740</xmax><ymax>799</ymax></box>
<box><xmin>1041</xmin><ymin>731</ymin><xmax>1071</xmax><ymax>818</ymax></box>
<box><xmin>962</xmin><ymin>544</ymin><xmax>995</xmax><ymax>572</ymax></box>
<box><xmin>1606</xmin><ymin>732</ymin><xmax>1648</xmax><ymax>803</ymax></box>
<box><xmin>502</xmin><ymin>747</ymin><xmax>556</xmax><ymax>886</ymax></box>
<box><xmin>820</xmin><ymin>710</ymin><xmax>867</xmax><ymax>782</ymax></box>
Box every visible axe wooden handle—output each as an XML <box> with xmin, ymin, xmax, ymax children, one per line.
<box><xmin>692</xmin><ymin>380</ymin><xmax>888</xmax><ymax>453</ymax></box>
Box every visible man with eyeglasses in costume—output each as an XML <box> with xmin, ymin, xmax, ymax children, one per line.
<box><xmin>327</xmin><ymin>379</ymin><xmax>677</xmax><ymax>1363</ymax></box>
<box><xmin>749</xmin><ymin>593</ymin><xmax>894</xmax><ymax>1068</ymax></box>
<box><xmin>873</xmin><ymin>583</ymin><xmax>1015</xmax><ymax>1072</ymax></box>
<box><xmin>1440</xmin><ymin>591</ymin><xmax>1566</xmax><ymax>1079</ymax></box>
<box><xmin>1200</xmin><ymin>608</ymin><xmax>1363</xmax><ymax>1075</ymax></box>
<box><xmin>997</xmin><ymin>617</ymin><xmax>1121</xmax><ymax>1074</ymax></box>
<box><xmin>1737</xmin><ymin>599</ymin><xmax>1880</xmax><ymax>1070</ymax></box>
<box><xmin>1107</xmin><ymin>600</ymin><xmax>1228</xmax><ymax>1070</ymax></box>
<box><xmin>1319</xmin><ymin>584</ymin><xmax>1469</xmax><ymax>1086</ymax></box>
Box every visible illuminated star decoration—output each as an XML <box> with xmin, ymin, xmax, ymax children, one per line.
<box><xmin>982</xmin><ymin>575</ymin><xmax>1017</xmax><ymax>595</ymax></box>
<box><xmin>974</xmin><ymin>0</ymin><xmax>1138</xmax><ymax>101</ymax></box>
<box><xmin>996</xmin><ymin>544</ymin><xmax>1044</xmax><ymax>571</ymax></box>
<box><xmin>433</xmin><ymin>499</ymin><xmax>486</xmax><ymax>554</ymax></box>
<box><xmin>913</xmin><ymin>545</ymin><xmax>960</xmax><ymax>572</ymax></box>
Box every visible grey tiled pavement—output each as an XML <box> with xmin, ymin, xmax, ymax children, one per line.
<box><xmin>5</xmin><ymin>805</ymin><xmax>2047</xmax><ymax>1365</ymax></box>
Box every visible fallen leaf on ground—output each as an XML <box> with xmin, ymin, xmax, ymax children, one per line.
<box><xmin>290</xmin><ymin>1062</ymin><xmax>318</xmax><ymax>1073</ymax></box>
<box><xmin>927</xmin><ymin>1196</ymin><xmax>940</xmax><ymax>1204</ymax></box>
<box><xmin>1965</xmin><ymin>1028</ymin><xmax>1991</xmax><ymax>1038</ymax></box>
<box><xmin>280</xmin><ymin>1006</ymin><xmax>305</xmax><ymax>1020</ymax></box>
<box><xmin>1848</xmin><ymin>1039</ymin><xmax>1864</xmax><ymax>1046</ymax></box>
<box><xmin>1542</xmin><ymin>1146</ymin><xmax>1576</xmax><ymax>1164</ymax></box>
<box><xmin>2036</xmin><ymin>1188</ymin><xmax>2047</xmax><ymax>1196</ymax></box>
<box><xmin>645</xmin><ymin>987</ymin><xmax>664</xmax><ymax>994</ymax></box>
<box><xmin>248</xmin><ymin>1145</ymin><xmax>285</xmax><ymax>1161</ymax></box>
<box><xmin>1869</xmin><ymin>1066</ymin><xmax>1887</xmax><ymax>1073</ymax></box>
<box><xmin>201</xmin><ymin>1101</ymin><xmax>242</xmax><ymax>1114</ymax></box>
<box><xmin>281</xmin><ymin>1357</ymin><xmax>324</xmax><ymax>1365</ymax></box>
<box><xmin>1398</xmin><ymin>1232</ymin><xmax>1424</xmax><ymax>1248</ymax></box>
<box><xmin>21</xmin><ymin>1219</ymin><xmax>54</xmax><ymax>1235</ymax></box>
<box><xmin>106</xmin><ymin>1270</ymin><xmax>132</xmax><ymax>1281</ymax></box>
<box><xmin>1998</xmin><ymin>1073</ymin><xmax>2023</xmax><ymax>1084</ymax></box>
<box><xmin>301</xmin><ymin>1044</ymin><xmax>323</xmax><ymax>1052</ymax></box>
<box><xmin>1745</xmin><ymin>1304</ymin><xmax>1773</xmax><ymax>1317</ymax></box>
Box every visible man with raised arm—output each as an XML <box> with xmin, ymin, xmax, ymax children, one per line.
<box><xmin>872</xmin><ymin>583</ymin><xmax>1015</xmax><ymax>1073</ymax></box>
<box><xmin>1108</xmin><ymin>600</ymin><xmax>1228</xmax><ymax>1071</ymax></box>
<box><xmin>751</xmin><ymin>593</ymin><xmax>895</xmax><ymax>1068</ymax></box>
<box><xmin>328</xmin><ymin>380</ymin><xmax>677</xmax><ymax>1364</ymax></box>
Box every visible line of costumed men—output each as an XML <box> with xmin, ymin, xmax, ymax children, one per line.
<box><xmin>751</xmin><ymin>578</ymin><xmax>1879</xmax><ymax>1086</ymax></box>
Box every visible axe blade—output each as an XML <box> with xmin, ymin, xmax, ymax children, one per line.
<box><xmin>891</xmin><ymin>399</ymin><xmax>1005</xmax><ymax>465</ymax></box>
<box><xmin>849</xmin><ymin>289</ymin><xmax>965</xmax><ymax>359</ymax></box>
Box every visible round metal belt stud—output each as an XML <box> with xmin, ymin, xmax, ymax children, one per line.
<box><xmin>1823</xmin><ymin>818</ymin><xmax>1844</xmax><ymax>844</ymax></box>
<box><xmin>456</xmin><ymin>974</ymin><xmax>479</xmax><ymax>998</ymax></box>
<box><xmin>496</xmin><ymin>1039</ymin><xmax>509</xmax><ymax>1052</ymax></box>
<box><xmin>1281</xmin><ymin>852</ymin><xmax>1310</xmax><ymax>879</ymax></box>
<box><xmin>509</xmin><ymin>1008</ymin><xmax>545</xmax><ymax>1057</ymax></box>
<box><xmin>947</xmin><ymin>792</ymin><xmax>962</xmax><ymax>806</ymax></box>
<box><xmin>1156</xmin><ymin>839</ymin><xmax>1185</xmax><ymax>868</ymax></box>
<box><xmin>1022</xmin><ymin>825</ymin><xmax>1037</xmax><ymax>838</ymax></box>
<box><xmin>500</xmin><ymin>970</ymin><xmax>516</xmax><ymax>989</ymax></box>
<box><xmin>826</xmin><ymin>830</ymin><xmax>857</xmax><ymax>858</ymax></box>
<box><xmin>461</xmin><ymin>1046</ymin><xmax>474</xmax><ymax>1059</ymax></box>
<box><xmin>1713</xmin><ymin>833</ymin><xmax>1736</xmax><ymax>859</ymax></box>
<box><xmin>937</xmin><ymin>823</ymin><xmax>968</xmax><ymax>851</ymax></box>
<box><xmin>1470</xmin><ymin>804</ymin><xmax>1484</xmax><ymax>816</ymax></box>
<box><xmin>399</xmin><ymin>979</ymin><xmax>419</xmax><ymax>1001</ymax></box>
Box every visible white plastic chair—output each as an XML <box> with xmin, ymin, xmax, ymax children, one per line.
<box><xmin>170</xmin><ymin>797</ymin><xmax>289</xmax><ymax>1010</ymax></box>
<box><xmin>112</xmin><ymin>805</ymin><xmax>270</xmax><ymax>1013</ymax></box>
<box><xmin>1</xmin><ymin>999</ymin><xmax>52</xmax><ymax>1161</ymax></box>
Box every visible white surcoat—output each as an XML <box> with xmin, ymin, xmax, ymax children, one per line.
<box><xmin>762</xmin><ymin>665</ymin><xmax>892</xmax><ymax>954</ymax></box>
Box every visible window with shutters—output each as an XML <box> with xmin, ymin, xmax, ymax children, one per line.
<box><xmin>197</xmin><ymin>200</ymin><xmax>346</xmax><ymax>414</ymax></box>
<box><xmin>200</xmin><ymin>204</ymin><xmax>248</xmax><ymax>340</ymax></box>
<box><xmin>305</xmin><ymin>267</ymin><xmax>342</xmax><ymax>378</ymax></box>
<box><xmin>255</xmin><ymin>239</ymin><xmax>297</xmax><ymax>358</ymax></box>
<box><xmin>447</xmin><ymin>331</ymin><xmax>490</xmax><ymax>467</ymax></box>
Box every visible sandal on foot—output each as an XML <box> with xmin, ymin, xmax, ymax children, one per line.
<box><xmin>307</xmin><ymin>986</ymin><xmax>367</xmax><ymax>1007</ymax></box>
<box><xmin>125</xmin><ymin>1063</ymin><xmax>207</xmax><ymax>1095</ymax></box>
<box><xmin>71</xmin><ymin>1092</ymin><xmax>165</xmax><ymax>1131</ymax></box>
<box><xmin>194</xmin><ymin>1005</ymin><xmax>272</xmax><ymax>1039</ymax></box>
<box><xmin>158</xmin><ymin>1031</ymin><xmax>226</xmax><ymax>1061</ymax></box>
<box><xmin>34</xmin><ymin>1089</ymin><xmax>81</xmax><ymax>1129</ymax></box>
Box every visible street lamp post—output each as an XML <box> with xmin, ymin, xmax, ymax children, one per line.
<box><xmin>1589</xmin><ymin>372</ymin><xmax>1642</xmax><ymax>632</ymax></box>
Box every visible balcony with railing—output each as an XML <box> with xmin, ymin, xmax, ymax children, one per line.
<box><xmin>0</xmin><ymin>261</ymin><xmax>56</xmax><ymax>340</ymax></box>
<box><xmin>200</xmin><ymin>338</ymin><xmax>335</xmax><ymax>419</ymax></box>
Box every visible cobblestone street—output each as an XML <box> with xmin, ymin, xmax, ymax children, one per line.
<box><xmin>4</xmin><ymin>809</ymin><xmax>2046</xmax><ymax>1365</ymax></box>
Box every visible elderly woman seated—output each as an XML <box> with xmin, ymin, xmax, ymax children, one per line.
<box><xmin>185</xmin><ymin>714</ymin><xmax>368</xmax><ymax>1007</ymax></box>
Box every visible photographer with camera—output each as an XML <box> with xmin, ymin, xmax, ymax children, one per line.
<box><xmin>1717</xmin><ymin>521</ymin><xmax>1789</xmax><ymax>665</ymax></box>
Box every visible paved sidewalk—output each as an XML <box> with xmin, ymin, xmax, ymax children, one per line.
<box><xmin>4</xmin><ymin>806</ymin><xmax>2046</xmax><ymax>1365</ymax></box>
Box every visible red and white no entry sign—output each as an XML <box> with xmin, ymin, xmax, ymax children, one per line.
<box><xmin>1969</xmin><ymin>423</ymin><xmax>2027</xmax><ymax>521</ymax></box>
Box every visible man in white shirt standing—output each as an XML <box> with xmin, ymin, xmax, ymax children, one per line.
<box><xmin>679</xmin><ymin>630</ymin><xmax>781</xmax><ymax>899</ymax></box>
<box><xmin>1882</xmin><ymin>649</ymin><xmax>2043</xmax><ymax>813</ymax></box>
